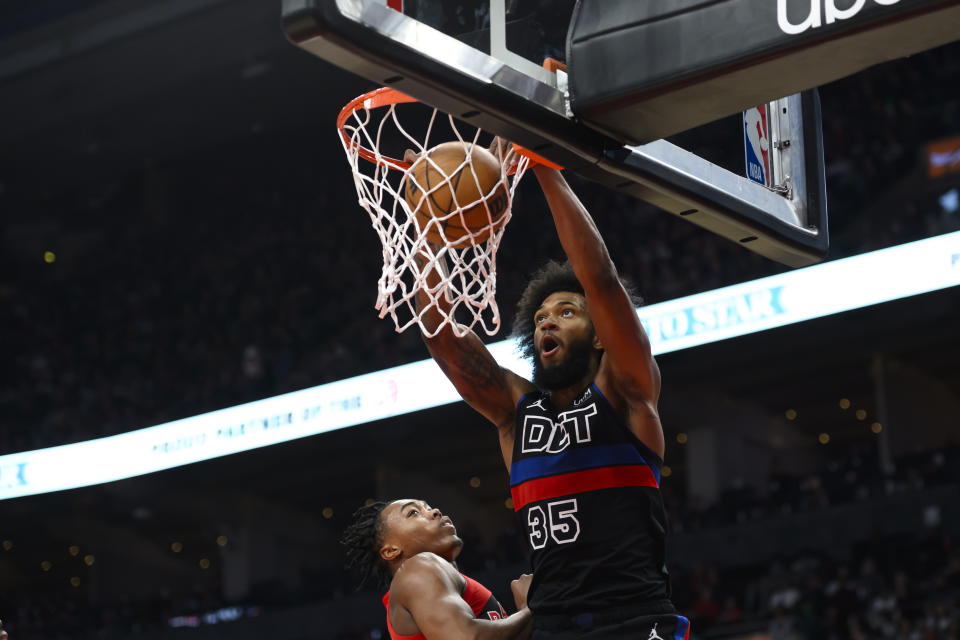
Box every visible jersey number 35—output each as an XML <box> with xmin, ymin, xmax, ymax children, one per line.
<box><xmin>526</xmin><ymin>499</ymin><xmax>580</xmax><ymax>549</ymax></box>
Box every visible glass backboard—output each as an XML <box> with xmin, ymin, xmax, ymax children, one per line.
<box><xmin>281</xmin><ymin>0</ymin><xmax>830</xmax><ymax>267</ymax></box>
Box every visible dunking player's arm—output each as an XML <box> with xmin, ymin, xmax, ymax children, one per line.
<box><xmin>415</xmin><ymin>162</ymin><xmax>664</xmax><ymax>461</ymax></box>
<box><xmin>530</xmin><ymin>166</ymin><xmax>664</xmax><ymax>457</ymax></box>
<box><xmin>414</xmin><ymin>254</ymin><xmax>533</xmax><ymax>467</ymax></box>
<box><xmin>390</xmin><ymin>554</ymin><xmax>532</xmax><ymax>640</ymax></box>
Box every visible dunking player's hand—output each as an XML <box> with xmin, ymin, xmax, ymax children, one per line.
<box><xmin>488</xmin><ymin>137</ymin><xmax>521</xmax><ymax>175</ymax></box>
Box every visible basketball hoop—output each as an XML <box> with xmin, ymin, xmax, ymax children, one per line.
<box><xmin>337</xmin><ymin>87</ymin><xmax>546</xmax><ymax>338</ymax></box>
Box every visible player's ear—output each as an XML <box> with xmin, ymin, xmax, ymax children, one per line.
<box><xmin>593</xmin><ymin>332</ymin><xmax>603</xmax><ymax>351</ymax></box>
<box><xmin>380</xmin><ymin>542</ymin><xmax>401</xmax><ymax>563</ymax></box>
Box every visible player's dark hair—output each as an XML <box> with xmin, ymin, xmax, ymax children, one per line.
<box><xmin>511</xmin><ymin>260</ymin><xmax>642</xmax><ymax>362</ymax></box>
<box><xmin>341</xmin><ymin>501</ymin><xmax>390</xmax><ymax>589</ymax></box>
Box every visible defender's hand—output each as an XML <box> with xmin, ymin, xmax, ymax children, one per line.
<box><xmin>511</xmin><ymin>573</ymin><xmax>533</xmax><ymax>610</ymax></box>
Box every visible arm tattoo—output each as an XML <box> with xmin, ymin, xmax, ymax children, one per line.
<box><xmin>432</xmin><ymin>337</ymin><xmax>503</xmax><ymax>395</ymax></box>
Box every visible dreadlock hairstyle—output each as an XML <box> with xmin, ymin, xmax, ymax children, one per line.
<box><xmin>511</xmin><ymin>260</ymin><xmax>643</xmax><ymax>362</ymax></box>
<box><xmin>340</xmin><ymin>501</ymin><xmax>391</xmax><ymax>589</ymax></box>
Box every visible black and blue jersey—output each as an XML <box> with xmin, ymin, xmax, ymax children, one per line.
<box><xmin>510</xmin><ymin>382</ymin><xmax>672</xmax><ymax>615</ymax></box>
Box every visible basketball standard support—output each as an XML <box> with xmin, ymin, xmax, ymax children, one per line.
<box><xmin>282</xmin><ymin>0</ymin><xmax>957</xmax><ymax>265</ymax></box>
<box><xmin>606</xmin><ymin>91</ymin><xmax>826</xmax><ymax>255</ymax></box>
<box><xmin>283</xmin><ymin>0</ymin><xmax>832</xmax><ymax>266</ymax></box>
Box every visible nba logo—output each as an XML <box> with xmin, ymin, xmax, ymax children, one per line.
<box><xmin>743</xmin><ymin>104</ymin><xmax>771</xmax><ymax>187</ymax></box>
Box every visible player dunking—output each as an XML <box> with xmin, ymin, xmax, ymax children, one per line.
<box><xmin>416</xmin><ymin>161</ymin><xmax>690</xmax><ymax>639</ymax></box>
<box><xmin>341</xmin><ymin>498</ymin><xmax>533</xmax><ymax>640</ymax></box>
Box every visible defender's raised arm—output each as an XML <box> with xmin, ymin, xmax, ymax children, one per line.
<box><xmin>391</xmin><ymin>555</ymin><xmax>532</xmax><ymax>640</ymax></box>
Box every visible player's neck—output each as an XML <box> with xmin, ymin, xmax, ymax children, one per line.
<box><xmin>546</xmin><ymin>370</ymin><xmax>595</xmax><ymax>409</ymax></box>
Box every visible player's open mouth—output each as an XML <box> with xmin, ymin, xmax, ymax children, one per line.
<box><xmin>541</xmin><ymin>336</ymin><xmax>561</xmax><ymax>358</ymax></box>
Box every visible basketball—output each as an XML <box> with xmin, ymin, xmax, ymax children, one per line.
<box><xmin>404</xmin><ymin>141</ymin><xmax>510</xmax><ymax>248</ymax></box>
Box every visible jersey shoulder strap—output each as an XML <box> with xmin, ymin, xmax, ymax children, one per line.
<box><xmin>382</xmin><ymin>591</ymin><xmax>427</xmax><ymax>640</ymax></box>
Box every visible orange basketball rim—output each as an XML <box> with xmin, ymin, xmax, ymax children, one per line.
<box><xmin>336</xmin><ymin>87</ymin><xmax>563</xmax><ymax>173</ymax></box>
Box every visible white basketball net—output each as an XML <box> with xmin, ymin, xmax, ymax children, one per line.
<box><xmin>338</xmin><ymin>89</ymin><xmax>530</xmax><ymax>338</ymax></box>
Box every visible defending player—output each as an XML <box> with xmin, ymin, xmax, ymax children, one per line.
<box><xmin>341</xmin><ymin>498</ymin><xmax>533</xmax><ymax>640</ymax></box>
<box><xmin>416</xmin><ymin>160</ymin><xmax>689</xmax><ymax>638</ymax></box>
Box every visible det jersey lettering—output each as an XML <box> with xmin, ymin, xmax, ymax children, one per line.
<box><xmin>777</xmin><ymin>0</ymin><xmax>902</xmax><ymax>35</ymax></box>
<box><xmin>519</xmin><ymin>394</ymin><xmax>596</xmax><ymax>548</ymax></box>
<box><xmin>520</xmin><ymin>404</ymin><xmax>598</xmax><ymax>453</ymax></box>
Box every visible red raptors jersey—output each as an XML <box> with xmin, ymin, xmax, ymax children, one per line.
<box><xmin>382</xmin><ymin>573</ymin><xmax>507</xmax><ymax>640</ymax></box>
<box><xmin>511</xmin><ymin>383</ymin><xmax>671</xmax><ymax>614</ymax></box>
